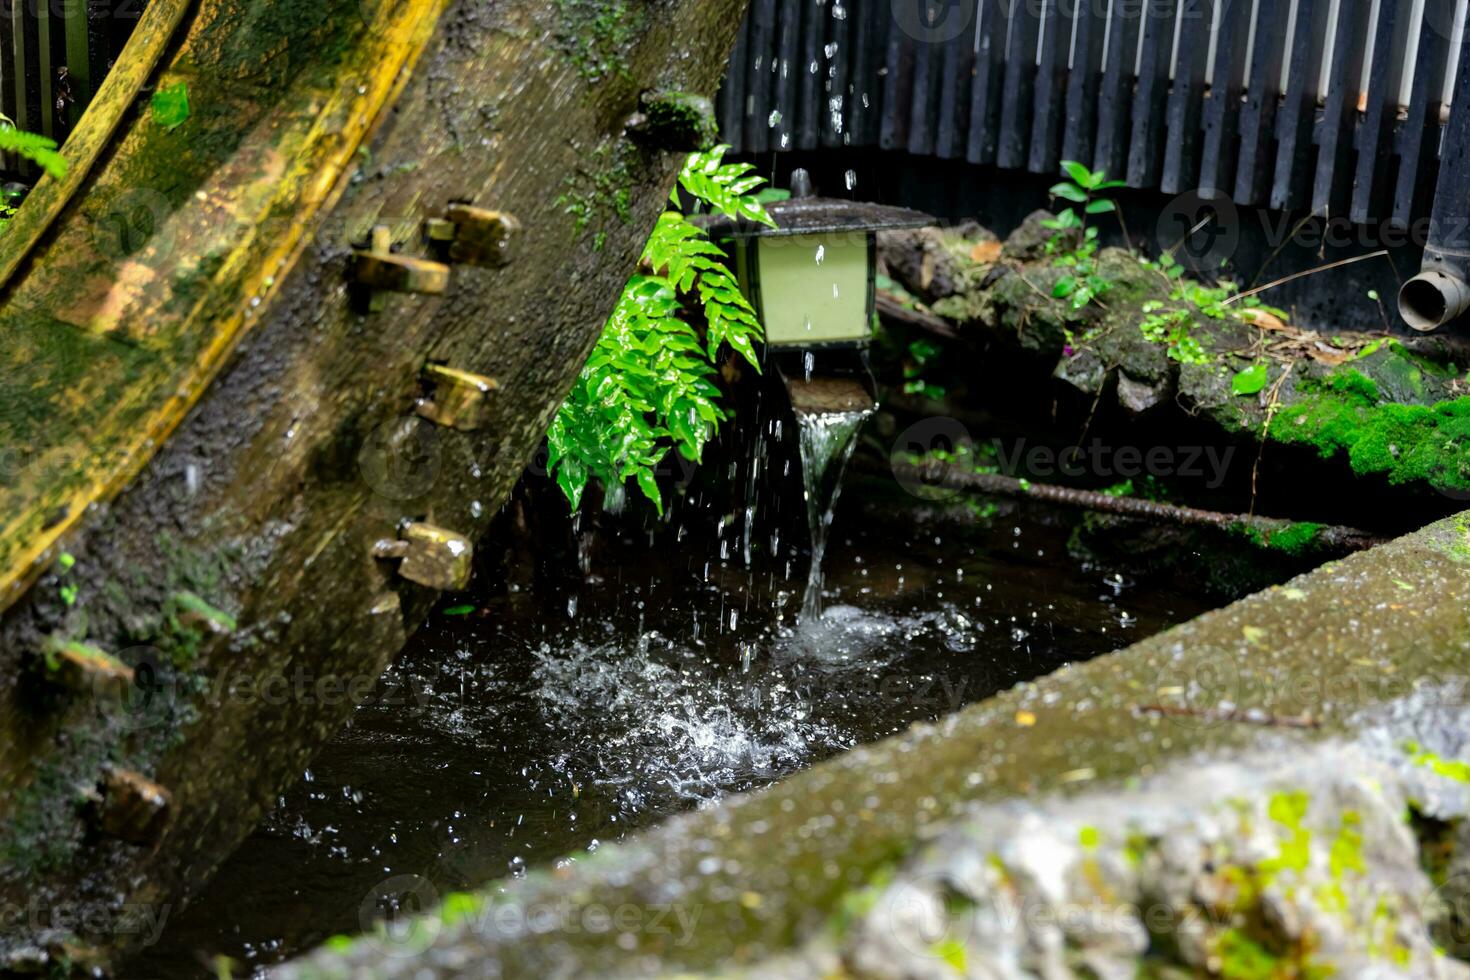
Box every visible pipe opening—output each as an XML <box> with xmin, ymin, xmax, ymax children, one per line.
<box><xmin>1398</xmin><ymin>271</ymin><xmax>1470</xmax><ymax>332</ymax></box>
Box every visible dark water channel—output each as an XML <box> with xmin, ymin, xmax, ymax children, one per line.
<box><xmin>130</xmin><ymin>478</ymin><xmax>1226</xmax><ymax>977</ymax></box>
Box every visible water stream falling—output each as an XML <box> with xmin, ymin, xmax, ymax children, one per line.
<box><xmin>795</xmin><ymin>405</ymin><xmax>872</xmax><ymax>621</ymax></box>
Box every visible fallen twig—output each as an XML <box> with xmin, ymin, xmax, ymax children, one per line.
<box><xmin>1223</xmin><ymin>250</ymin><xmax>1389</xmax><ymax>307</ymax></box>
<box><xmin>873</xmin><ymin>457</ymin><xmax>1386</xmax><ymax>555</ymax></box>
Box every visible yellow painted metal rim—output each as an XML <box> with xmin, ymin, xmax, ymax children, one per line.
<box><xmin>0</xmin><ymin>0</ymin><xmax>452</xmax><ymax>612</ymax></box>
<box><xmin>0</xmin><ymin>0</ymin><xmax>195</xmax><ymax>291</ymax></box>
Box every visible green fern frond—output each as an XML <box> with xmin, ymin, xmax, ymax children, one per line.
<box><xmin>0</xmin><ymin>123</ymin><xmax>67</xmax><ymax>180</ymax></box>
<box><xmin>549</xmin><ymin>149</ymin><xmax>774</xmax><ymax>513</ymax></box>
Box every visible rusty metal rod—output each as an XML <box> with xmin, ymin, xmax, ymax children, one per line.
<box><xmin>876</xmin><ymin>457</ymin><xmax>1387</xmax><ymax>554</ymax></box>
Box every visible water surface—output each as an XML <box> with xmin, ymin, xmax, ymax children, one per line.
<box><xmin>131</xmin><ymin>479</ymin><xmax>1220</xmax><ymax>977</ymax></box>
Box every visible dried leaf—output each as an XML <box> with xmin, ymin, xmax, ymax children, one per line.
<box><xmin>970</xmin><ymin>240</ymin><xmax>1003</xmax><ymax>263</ymax></box>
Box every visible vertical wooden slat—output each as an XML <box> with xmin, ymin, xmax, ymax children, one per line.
<box><xmin>1421</xmin><ymin>12</ymin><xmax>1470</xmax><ymax>274</ymax></box>
<box><xmin>934</xmin><ymin>1</ymin><xmax>976</xmax><ymax>159</ymax></box>
<box><xmin>720</xmin><ymin>16</ymin><xmax>750</xmax><ymax>149</ymax></box>
<box><xmin>14</xmin><ymin>0</ymin><xmax>43</xmax><ymax>140</ymax></box>
<box><xmin>773</xmin><ymin>0</ymin><xmax>802</xmax><ymax>151</ymax></box>
<box><xmin>1127</xmin><ymin>0</ymin><xmax>1177</xmax><ymax>188</ymax></box>
<box><xmin>1232</xmin><ymin>0</ymin><xmax>1292</xmax><ymax>205</ymax></box>
<box><xmin>1027</xmin><ymin>0</ymin><xmax>1068</xmax><ymax>173</ymax></box>
<box><xmin>821</xmin><ymin>0</ymin><xmax>852</xmax><ymax>147</ymax></box>
<box><xmin>966</xmin><ymin>0</ymin><xmax>1010</xmax><ymax>164</ymax></box>
<box><xmin>1198</xmin><ymin>0</ymin><xmax>1253</xmax><ymax>195</ymax></box>
<box><xmin>997</xmin><ymin>0</ymin><xmax>1040</xmax><ymax>168</ymax></box>
<box><xmin>1161</xmin><ymin>0</ymin><xmax>1213</xmax><ymax>193</ymax></box>
<box><xmin>1062</xmin><ymin>0</ymin><xmax>1106</xmax><ymax>168</ymax></box>
<box><xmin>0</xmin><ymin>0</ymin><xmax>13</xmax><ymax>172</ymax></box>
<box><xmin>879</xmin><ymin>1</ymin><xmax>916</xmax><ymax>149</ymax></box>
<box><xmin>82</xmin><ymin>0</ymin><xmax>112</xmax><ymax>107</ymax></box>
<box><xmin>1312</xmin><ymin>1</ymin><xmax>1373</xmax><ymax>218</ymax></box>
<box><xmin>1351</xmin><ymin>0</ymin><xmax>1414</xmax><ymax>224</ymax></box>
<box><xmin>905</xmin><ymin>0</ymin><xmax>945</xmax><ymax>155</ymax></box>
<box><xmin>1093</xmin><ymin>0</ymin><xmax>1142</xmax><ymax>179</ymax></box>
<box><xmin>36</xmin><ymin>0</ymin><xmax>55</xmax><ymax>140</ymax></box>
<box><xmin>796</xmin><ymin>0</ymin><xmax>824</xmax><ymax>148</ymax></box>
<box><xmin>1270</xmin><ymin>0</ymin><xmax>1331</xmax><ymax>210</ymax></box>
<box><xmin>1393</xmin><ymin>4</ymin><xmax>1452</xmax><ymax>229</ymax></box>
<box><xmin>741</xmin><ymin>0</ymin><xmax>775</xmax><ymax>152</ymax></box>
<box><xmin>845</xmin><ymin>0</ymin><xmax>884</xmax><ymax>145</ymax></box>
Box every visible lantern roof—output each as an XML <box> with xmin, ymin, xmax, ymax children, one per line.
<box><xmin>694</xmin><ymin>169</ymin><xmax>934</xmax><ymax>239</ymax></box>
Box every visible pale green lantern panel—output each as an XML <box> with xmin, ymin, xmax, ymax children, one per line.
<box><xmin>738</xmin><ymin>232</ymin><xmax>875</xmax><ymax>348</ymax></box>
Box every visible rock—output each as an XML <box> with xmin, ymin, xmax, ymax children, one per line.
<box><xmin>878</xmin><ymin>222</ymin><xmax>996</xmax><ymax>304</ymax></box>
<box><xmin>1003</xmin><ymin>209</ymin><xmax>1060</xmax><ymax>262</ymax></box>
<box><xmin>1116</xmin><ymin>369</ymin><xmax>1172</xmax><ymax>414</ymax></box>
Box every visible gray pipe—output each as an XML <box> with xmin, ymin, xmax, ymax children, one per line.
<box><xmin>1399</xmin><ymin>268</ymin><xmax>1470</xmax><ymax>332</ymax></box>
<box><xmin>1401</xmin><ymin>22</ymin><xmax>1470</xmax><ymax>331</ymax></box>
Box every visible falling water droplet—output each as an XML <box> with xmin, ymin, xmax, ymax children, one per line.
<box><xmin>814</xmin><ymin>245</ymin><xmax>825</xmax><ymax>265</ymax></box>
<box><xmin>844</xmin><ymin>169</ymin><xmax>857</xmax><ymax>190</ymax></box>
<box><xmin>768</xmin><ymin>109</ymin><xmax>782</xmax><ymax>128</ymax></box>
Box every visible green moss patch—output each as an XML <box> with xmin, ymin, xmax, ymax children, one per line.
<box><xmin>1267</xmin><ymin>371</ymin><xmax>1470</xmax><ymax>493</ymax></box>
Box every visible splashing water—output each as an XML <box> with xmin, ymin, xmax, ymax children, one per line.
<box><xmin>796</xmin><ymin>406</ymin><xmax>872</xmax><ymax>621</ymax></box>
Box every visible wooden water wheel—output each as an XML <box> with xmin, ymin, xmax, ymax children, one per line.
<box><xmin>0</xmin><ymin>0</ymin><xmax>747</xmax><ymax>969</ymax></box>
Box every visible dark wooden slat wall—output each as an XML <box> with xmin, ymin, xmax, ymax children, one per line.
<box><xmin>1093</xmin><ymin>0</ymin><xmax>1143</xmax><ymax>179</ymax></box>
<box><xmin>773</xmin><ymin>0</ymin><xmax>803</xmax><ymax>152</ymax></box>
<box><xmin>932</xmin><ymin>2</ymin><xmax>974</xmax><ymax>159</ymax></box>
<box><xmin>720</xmin><ymin>16</ymin><xmax>750</xmax><ymax>151</ymax></box>
<box><xmin>1161</xmin><ymin>0</ymin><xmax>1214</xmax><ymax>195</ymax></box>
<box><xmin>966</xmin><ymin>0</ymin><xmax>1009</xmax><ymax>165</ymax></box>
<box><xmin>996</xmin><ymin>0</ymin><xmax>1040</xmax><ymax>168</ymax></box>
<box><xmin>739</xmin><ymin>0</ymin><xmax>772</xmax><ymax>152</ymax></box>
<box><xmin>0</xmin><ymin>0</ymin><xmax>15</xmax><ymax>172</ymax></box>
<box><xmin>1026</xmin><ymin>0</ymin><xmax>1067</xmax><ymax>174</ymax></box>
<box><xmin>1271</xmin><ymin>0</ymin><xmax>1332</xmax><ymax>211</ymax></box>
<box><xmin>1127</xmin><ymin>1</ymin><xmax>1177</xmax><ymax>189</ymax></box>
<box><xmin>713</xmin><ymin>0</ymin><xmax>1470</xmax><ymax>240</ymax></box>
<box><xmin>845</xmin><ymin>0</ymin><xmax>884</xmax><ymax>146</ymax></box>
<box><xmin>1233</xmin><ymin>0</ymin><xmax>1292</xmax><ymax>206</ymax></box>
<box><xmin>823</xmin><ymin>0</ymin><xmax>853</xmax><ymax>148</ymax></box>
<box><xmin>1351</xmin><ymin>0</ymin><xmax>1413</xmax><ymax>224</ymax></box>
<box><xmin>1197</xmin><ymin>0</ymin><xmax>1254</xmax><ymax>196</ymax></box>
<box><xmin>879</xmin><ymin>0</ymin><xmax>915</xmax><ymax>149</ymax></box>
<box><xmin>1393</xmin><ymin>3</ymin><xmax>1452</xmax><ymax>229</ymax></box>
<box><xmin>1313</xmin><ymin>1</ymin><xmax>1373</xmax><ymax>218</ymax></box>
<box><xmin>796</xmin><ymin>0</ymin><xmax>825</xmax><ymax>148</ymax></box>
<box><xmin>905</xmin><ymin>0</ymin><xmax>944</xmax><ymax>155</ymax></box>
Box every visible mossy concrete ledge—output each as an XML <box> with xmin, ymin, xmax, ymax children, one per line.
<box><xmin>278</xmin><ymin>513</ymin><xmax>1470</xmax><ymax>978</ymax></box>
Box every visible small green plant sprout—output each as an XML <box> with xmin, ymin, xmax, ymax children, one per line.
<box><xmin>547</xmin><ymin>147</ymin><xmax>772</xmax><ymax>514</ymax></box>
<box><xmin>1044</xmin><ymin>161</ymin><xmax>1125</xmax><ymax>311</ymax></box>
<box><xmin>56</xmin><ymin>552</ymin><xmax>78</xmax><ymax>607</ymax></box>
<box><xmin>901</xmin><ymin>337</ymin><xmax>946</xmax><ymax>400</ymax></box>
